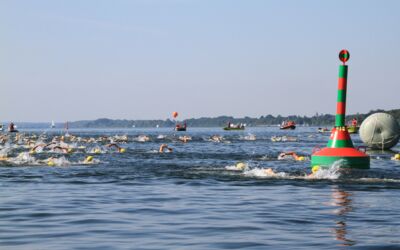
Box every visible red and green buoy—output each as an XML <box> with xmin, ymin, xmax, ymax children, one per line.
<box><xmin>311</xmin><ymin>50</ymin><xmax>370</xmax><ymax>169</ymax></box>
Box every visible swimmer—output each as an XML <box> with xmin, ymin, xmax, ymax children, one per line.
<box><xmin>83</xmin><ymin>155</ymin><xmax>94</xmax><ymax>164</ymax></box>
<box><xmin>263</xmin><ymin>168</ymin><xmax>277</xmax><ymax>176</ymax></box>
<box><xmin>307</xmin><ymin>165</ymin><xmax>320</xmax><ymax>178</ymax></box>
<box><xmin>106</xmin><ymin>143</ymin><xmax>126</xmax><ymax>153</ymax></box>
<box><xmin>210</xmin><ymin>135</ymin><xmax>223</xmax><ymax>143</ymax></box>
<box><xmin>278</xmin><ymin>152</ymin><xmax>306</xmax><ymax>161</ymax></box>
<box><xmin>179</xmin><ymin>135</ymin><xmax>191</xmax><ymax>143</ymax></box>
<box><xmin>159</xmin><ymin>144</ymin><xmax>173</xmax><ymax>153</ymax></box>
<box><xmin>235</xmin><ymin>162</ymin><xmax>247</xmax><ymax>171</ymax></box>
<box><xmin>392</xmin><ymin>154</ymin><xmax>400</xmax><ymax>161</ymax></box>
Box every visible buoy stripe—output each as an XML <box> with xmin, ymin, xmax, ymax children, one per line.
<box><xmin>327</xmin><ymin>139</ymin><xmax>354</xmax><ymax>148</ymax></box>
<box><xmin>337</xmin><ymin>90</ymin><xmax>346</xmax><ymax>102</ymax></box>
<box><xmin>336</xmin><ymin>102</ymin><xmax>346</xmax><ymax>115</ymax></box>
<box><xmin>311</xmin><ymin>155</ymin><xmax>369</xmax><ymax>169</ymax></box>
<box><xmin>329</xmin><ymin>130</ymin><xmax>351</xmax><ymax>140</ymax></box>
<box><xmin>312</xmin><ymin>147</ymin><xmax>368</xmax><ymax>157</ymax></box>
<box><xmin>338</xmin><ymin>78</ymin><xmax>347</xmax><ymax>90</ymax></box>
<box><xmin>338</xmin><ymin>65</ymin><xmax>348</xmax><ymax>78</ymax></box>
<box><xmin>335</xmin><ymin>114</ymin><xmax>345</xmax><ymax>127</ymax></box>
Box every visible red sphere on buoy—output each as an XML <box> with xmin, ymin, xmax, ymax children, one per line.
<box><xmin>339</xmin><ymin>50</ymin><xmax>350</xmax><ymax>64</ymax></box>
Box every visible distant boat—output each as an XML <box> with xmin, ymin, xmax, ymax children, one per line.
<box><xmin>317</xmin><ymin>127</ymin><xmax>330</xmax><ymax>133</ymax></box>
<box><xmin>175</xmin><ymin>122</ymin><xmax>187</xmax><ymax>131</ymax></box>
<box><xmin>8</xmin><ymin>122</ymin><xmax>18</xmax><ymax>133</ymax></box>
<box><xmin>223</xmin><ymin>122</ymin><xmax>245</xmax><ymax>131</ymax></box>
<box><xmin>347</xmin><ymin>126</ymin><xmax>359</xmax><ymax>134</ymax></box>
<box><xmin>280</xmin><ymin>121</ymin><xmax>296</xmax><ymax>130</ymax></box>
<box><xmin>51</xmin><ymin>120</ymin><xmax>55</xmax><ymax>128</ymax></box>
<box><xmin>0</xmin><ymin>124</ymin><xmax>3</xmax><ymax>132</ymax></box>
<box><xmin>65</xmin><ymin>121</ymin><xmax>70</xmax><ymax>137</ymax></box>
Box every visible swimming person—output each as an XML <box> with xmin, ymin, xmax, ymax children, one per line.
<box><xmin>278</xmin><ymin>152</ymin><xmax>306</xmax><ymax>161</ymax></box>
<box><xmin>159</xmin><ymin>144</ymin><xmax>173</xmax><ymax>153</ymax></box>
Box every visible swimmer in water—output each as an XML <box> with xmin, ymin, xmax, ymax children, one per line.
<box><xmin>263</xmin><ymin>168</ymin><xmax>277</xmax><ymax>176</ymax></box>
<box><xmin>179</xmin><ymin>135</ymin><xmax>191</xmax><ymax>143</ymax></box>
<box><xmin>391</xmin><ymin>154</ymin><xmax>400</xmax><ymax>161</ymax></box>
<box><xmin>159</xmin><ymin>144</ymin><xmax>173</xmax><ymax>153</ymax></box>
<box><xmin>307</xmin><ymin>165</ymin><xmax>320</xmax><ymax>178</ymax></box>
<box><xmin>278</xmin><ymin>152</ymin><xmax>306</xmax><ymax>161</ymax></box>
<box><xmin>106</xmin><ymin>143</ymin><xmax>126</xmax><ymax>153</ymax></box>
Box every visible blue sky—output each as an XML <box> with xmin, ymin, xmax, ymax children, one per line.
<box><xmin>1</xmin><ymin>0</ymin><xmax>399</xmax><ymax>122</ymax></box>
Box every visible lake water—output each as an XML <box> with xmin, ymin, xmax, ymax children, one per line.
<box><xmin>1</xmin><ymin>127</ymin><xmax>399</xmax><ymax>249</ymax></box>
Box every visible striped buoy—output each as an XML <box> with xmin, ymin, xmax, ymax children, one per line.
<box><xmin>311</xmin><ymin>50</ymin><xmax>370</xmax><ymax>169</ymax></box>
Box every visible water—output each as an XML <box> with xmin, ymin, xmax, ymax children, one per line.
<box><xmin>1</xmin><ymin>127</ymin><xmax>400</xmax><ymax>249</ymax></box>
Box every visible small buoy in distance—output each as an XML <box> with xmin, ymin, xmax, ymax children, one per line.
<box><xmin>359</xmin><ymin>113</ymin><xmax>400</xmax><ymax>150</ymax></box>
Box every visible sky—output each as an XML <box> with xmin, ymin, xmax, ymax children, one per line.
<box><xmin>1</xmin><ymin>0</ymin><xmax>399</xmax><ymax>122</ymax></box>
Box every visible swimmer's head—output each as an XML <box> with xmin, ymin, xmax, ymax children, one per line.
<box><xmin>67</xmin><ymin>148</ymin><xmax>73</xmax><ymax>153</ymax></box>
<box><xmin>119</xmin><ymin>148</ymin><xmax>126</xmax><ymax>153</ymax></box>
<box><xmin>235</xmin><ymin>162</ymin><xmax>247</xmax><ymax>171</ymax></box>
<box><xmin>312</xmin><ymin>165</ymin><xmax>320</xmax><ymax>174</ymax></box>
<box><xmin>395</xmin><ymin>154</ymin><xmax>400</xmax><ymax>160</ymax></box>
<box><xmin>47</xmin><ymin>160</ymin><xmax>55</xmax><ymax>167</ymax></box>
<box><xmin>94</xmin><ymin>148</ymin><xmax>101</xmax><ymax>154</ymax></box>
<box><xmin>85</xmin><ymin>156</ymin><xmax>93</xmax><ymax>162</ymax></box>
<box><xmin>297</xmin><ymin>156</ymin><xmax>305</xmax><ymax>161</ymax></box>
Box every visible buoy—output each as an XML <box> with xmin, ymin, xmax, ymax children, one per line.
<box><xmin>359</xmin><ymin>113</ymin><xmax>400</xmax><ymax>150</ymax></box>
<box><xmin>311</xmin><ymin>50</ymin><xmax>370</xmax><ymax>169</ymax></box>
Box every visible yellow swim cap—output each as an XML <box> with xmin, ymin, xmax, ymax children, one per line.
<box><xmin>119</xmin><ymin>148</ymin><xmax>126</xmax><ymax>153</ymax></box>
<box><xmin>395</xmin><ymin>154</ymin><xmax>400</xmax><ymax>160</ymax></box>
<box><xmin>29</xmin><ymin>150</ymin><xmax>36</xmax><ymax>155</ymax></box>
<box><xmin>85</xmin><ymin>156</ymin><xmax>93</xmax><ymax>162</ymax></box>
<box><xmin>48</xmin><ymin>160</ymin><xmax>55</xmax><ymax>166</ymax></box>
<box><xmin>94</xmin><ymin>148</ymin><xmax>101</xmax><ymax>154</ymax></box>
<box><xmin>312</xmin><ymin>165</ymin><xmax>320</xmax><ymax>174</ymax></box>
<box><xmin>297</xmin><ymin>156</ymin><xmax>305</xmax><ymax>161</ymax></box>
<box><xmin>67</xmin><ymin>148</ymin><xmax>73</xmax><ymax>153</ymax></box>
<box><xmin>236</xmin><ymin>162</ymin><xmax>246</xmax><ymax>170</ymax></box>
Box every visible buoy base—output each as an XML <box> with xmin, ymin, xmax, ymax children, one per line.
<box><xmin>311</xmin><ymin>147</ymin><xmax>370</xmax><ymax>169</ymax></box>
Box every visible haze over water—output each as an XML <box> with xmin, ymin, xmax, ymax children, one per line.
<box><xmin>1</xmin><ymin>127</ymin><xmax>399</xmax><ymax>249</ymax></box>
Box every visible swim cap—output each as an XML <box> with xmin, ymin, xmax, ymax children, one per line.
<box><xmin>297</xmin><ymin>156</ymin><xmax>305</xmax><ymax>161</ymax></box>
<box><xmin>85</xmin><ymin>156</ymin><xmax>93</xmax><ymax>162</ymax></box>
<box><xmin>395</xmin><ymin>154</ymin><xmax>400</xmax><ymax>160</ymax></box>
<box><xmin>48</xmin><ymin>160</ymin><xmax>55</xmax><ymax>166</ymax></box>
<box><xmin>68</xmin><ymin>148</ymin><xmax>73</xmax><ymax>153</ymax></box>
<box><xmin>236</xmin><ymin>162</ymin><xmax>246</xmax><ymax>170</ymax></box>
<box><xmin>94</xmin><ymin>148</ymin><xmax>101</xmax><ymax>154</ymax></box>
<box><xmin>29</xmin><ymin>150</ymin><xmax>35</xmax><ymax>155</ymax></box>
<box><xmin>312</xmin><ymin>165</ymin><xmax>320</xmax><ymax>174</ymax></box>
<box><xmin>119</xmin><ymin>148</ymin><xmax>126</xmax><ymax>153</ymax></box>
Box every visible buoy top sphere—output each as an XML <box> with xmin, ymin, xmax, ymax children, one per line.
<box><xmin>359</xmin><ymin>113</ymin><xmax>400</xmax><ymax>150</ymax></box>
<box><xmin>339</xmin><ymin>50</ymin><xmax>350</xmax><ymax>63</ymax></box>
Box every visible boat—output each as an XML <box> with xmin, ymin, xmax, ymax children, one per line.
<box><xmin>317</xmin><ymin>127</ymin><xmax>330</xmax><ymax>133</ymax></box>
<box><xmin>223</xmin><ymin>122</ymin><xmax>245</xmax><ymax>130</ymax></box>
<box><xmin>280</xmin><ymin>121</ymin><xmax>296</xmax><ymax>130</ymax></box>
<box><xmin>8</xmin><ymin>122</ymin><xmax>18</xmax><ymax>133</ymax></box>
<box><xmin>347</xmin><ymin>126</ymin><xmax>359</xmax><ymax>134</ymax></box>
<box><xmin>50</xmin><ymin>120</ymin><xmax>55</xmax><ymax>128</ymax></box>
<box><xmin>175</xmin><ymin>122</ymin><xmax>187</xmax><ymax>131</ymax></box>
<box><xmin>347</xmin><ymin>118</ymin><xmax>359</xmax><ymax>134</ymax></box>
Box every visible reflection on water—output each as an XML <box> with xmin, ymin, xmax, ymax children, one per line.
<box><xmin>329</xmin><ymin>187</ymin><xmax>355</xmax><ymax>246</ymax></box>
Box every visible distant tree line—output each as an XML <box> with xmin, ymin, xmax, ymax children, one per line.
<box><xmin>69</xmin><ymin>109</ymin><xmax>400</xmax><ymax>128</ymax></box>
